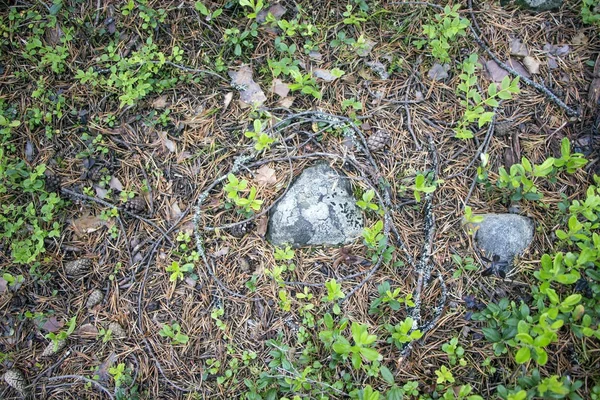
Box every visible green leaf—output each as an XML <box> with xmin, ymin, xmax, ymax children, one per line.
<box><xmin>195</xmin><ymin>2</ymin><xmax>208</xmax><ymax>14</ymax></box>
<box><xmin>515</xmin><ymin>347</ymin><xmax>531</xmax><ymax>364</ymax></box>
<box><xmin>332</xmin><ymin>341</ymin><xmax>352</xmax><ymax>355</ymax></box>
<box><xmin>380</xmin><ymin>366</ymin><xmax>395</xmax><ymax>385</ymax></box>
<box><xmin>360</xmin><ymin>347</ymin><xmax>381</xmax><ymax>362</ymax></box>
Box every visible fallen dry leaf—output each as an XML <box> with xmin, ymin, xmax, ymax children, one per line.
<box><xmin>256</xmin><ymin>215</ymin><xmax>268</xmax><ymax>237</ymax></box>
<box><xmin>544</xmin><ymin>43</ymin><xmax>570</xmax><ymax>57</ymax></box>
<box><xmin>355</xmin><ymin>38</ymin><xmax>376</xmax><ymax>57</ymax></box>
<box><xmin>156</xmin><ymin>131</ymin><xmax>176</xmax><ymax>153</ymax></box>
<box><xmin>94</xmin><ymin>185</ymin><xmax>109</xmax><ymax>199</ymax></box>
<box><xmin>71</xmin><ymin>214</ymin><xmax>109</xmax><ymax>235</ymax></box>
<box><xmin>255</xmin><ymin>165</ymin><xmax>277</xmax><ymax>186</ymax></box>
<box><xmin>229</xmin><ymin>65</ymin><xmax>267</xmax><ymax>107</ymax></box>
<box><xmin>365</xmin><ymin>61</ymin><xmax>389</xmax><ymax>80</ymax></box>
<box><xmin>152</xmin><ymin>95</ymin><xmax>169</xmax><ymax>109</ymax></box>
<box><xmin>271</xmin><ymin>79</ymin><xmax>290</xmax><ymax>98</ymax></box>
<box><xmin>312</xmin><ymin>68</ymin><xmax>343</xmax><ymax>82</ymax></box>
<box><xmin>96</xmin><ymin>352</ymin><xmax>117</xmax><ymax>384</ymax></box>
<box><xmin>572</xmin><ymin>32</ymin><xmax>588</xmax><ymax>46</ymax></box>
<box><xmin>109</xmin><ymin>176</ymin><xmax>123</xmax><ymax>191</ymax></box>
<box><xmin>278</xmin><ymin>96</ymin><xmax>294</xmax><ymax>108</ymax></box>
<box><xmin>42</xmin><ymin>316</ymin><xmax>64</xmax><ymax>333</ymax></box>
<box><xmin>428</xmin><ymin>63</ymin><xmax>449</xmax><ymax>81</ymax></box>
<box><xmin>212</xmin><ymin>247</ymin><xmax>230</xmax><ymax>258</ymax></box>
<box><xmin>223</xmin><ymin>92</ymin><xmax>233</xmax><ymax>111</ymax></box>
<box><xmin>256</xmin><ymin>3</ymin><xmax>286</xmax><ymax>23</ymax></box>
<box><xmin>0</xmin><ymin>277</ymin><xmax>6</xmax><ymax>294</ymax></box>
<box><xmin>522</xmin><ymin>56</ymin><xmax>540</xmax><ymax>74</ymax></box>
<box><xmin>77</xmin><ymin>323</ymin><xmax>99</xmax><ymax>337</ymax></box>
<box><xmin>507</xmin><ymin>57</ymin><xmax>531</xmax><ymax>78</ymax></box>
<box><xmin>309</xmin><ymin>51</ymin><xmax>323</xmax><ymax>61</ymax></box>
<box><xmin>509</xmin><ymin>38</ymin><xmax>529</xmax><ymax>57</ymax></box>
<box><xmin>485</xmin><ymin>60</ymin><xmax>509</xmax><ymax>83</ymax></box>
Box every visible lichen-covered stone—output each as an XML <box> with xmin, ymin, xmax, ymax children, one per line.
<box><xmin>512</xmin><ymin>0</ymin><xmax>562</xmax><ymax>11</ymax></box>
<box><xmin>267</xmin><ymin>163</ymin><xmax>363</xmax><ymax>247</ymax></box>
<box><xmin>467</xmin><ymin>213</ymin><xmax>534</xmax><ymax>265</ymax></box>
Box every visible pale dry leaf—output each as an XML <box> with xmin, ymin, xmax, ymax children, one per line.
<box><xmin>365</xmin><ymin>61</ymin><xmax>389</xmax><ymax>80</ymax></box>
<box><xmin>544</xmin><ymin>43</ymin><xmax>570</xmax><ymax>57</ymax></box>
<box><xmin>223</xmin><ymin>92</ymin><xmax>234</xmax><ymax>111</ymax></box>
<box><xmin>255</xmin><ymin>165</ymin><xmax>277</xmax><ymax>186</ymax></box>
<box><xmin>485</xmin><ymin>59</ymin><xmax>509</xmax><ymax>83</ymax></box>
<box><xmin>256</xmin><ymin>215</ymin><xmax>268</xmax><ymax>237</ymax></box>
<box><xmin>71</xmin><ymin>215</ymin><xmax>108</xmax><ymax>235</ymax></box>
<box><xmin>507</xmin><ymin>57</ymin><xmax>531</xmax><ymax>78</ymax></box>
<box><xmin>278</xmin><ymin>96</ymin><xmax>294</xmax><ymax>108</ymax></box>
<box><xmin>271</xmin><ymin>79</ymin><xmax>290</xmax><ymax>98</ymax></box>
<box><xmin>152</xmin><ymin>95</ymin><xmax>169</xmax><ymax>109</ymax></box>
<box><xmin>94</xmin><ymin>185</ymin><xmax>108</xmax><ymax>199</ymax></box>
<box><xmin>77</xmin><ymin>323</ymin><xmax>99</xmax><ymax>337</ymax></box>
<box><xmin>256</xmin><ymin>3</ymin><xmax>286</xmax><ymax>23</ymax></box>
<box><xmin>428</xmin><ymin>63</ymin><xmax>449</xmax><ymax>81</ymax></box>
<box><xmin>157</xmin><ymin>131</ymin><xmax>176</xmax><ymax>153</ymax></box>
<box><xmin>355</xmin><ymin>39</ymin><xmax>376</xmax><ymax>57</ymax></box>
<box><xmin>309</xmin><ymin>51</ymin><xmax>322</xmax><ymax>61</ymax></box>
<box><xmin>109</xmin><ymin>176</ymin><xmax>123</xmax><ymax>191</ymax></box>
<box><xmin>42</xmin><ymin>316</ymin><xmax>64</xmax><ymax>333</ymax></box>
<box><xmin>509</xmin><ymin>38</ymin><xmax>529</xmax><ymax>57</ymax></box>
<box><xmin>212</xmin><ymin>247</ymin><xmax>230</xmax><ymax>258</ymax></box>
<box><xmin>522</xmin><ymin>56</ymin><xmax>540</xmax><ymax>74</ymax></box>
<box><xmin>170</xmin><ymin>201</ymin><xmax>183</xmax><ymax>220</ymax></box>
<box><xmin>572</xmin><ymin>32</ymin><xmax>588</xmax><ymax>46</ymax></box>
<box><xmin>96</xmin><ymin>352</ymin><xmax>117</xmax><ymax>384</ymax></box>
<box><xmin>312</xmin><ymin>68</ymin><xmax>341</xmax><ymax>82</ymax></box>
<box><xmin>45</xmin><ymin>24</ymin><xmax>63</xmax><ymax>46</ymax></box>
<box><xmin>0</xmin><ymin>277</ymin><xmax>7</xmax><ymax>294</ymax></box>
<box><xmin>228</xmin><ymin>65</ymin><xmax>267</xmax><ymax>107</ymax></box>
<box><xmin>415</xmin><ymin>91</ymin><xmax>424</xmax><ymax>101</ymax></box>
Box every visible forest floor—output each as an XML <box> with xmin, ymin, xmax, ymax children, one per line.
<box><xmin>1</xmin><ymin>0</ymin><xmax>600</xmax><ymax>399</ymax></box>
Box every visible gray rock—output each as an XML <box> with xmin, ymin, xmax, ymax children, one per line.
<box><xmin>512</xmin><ymin>0</ymin><xmax>562</xmax><ymax>11</ymax></box>
<box><xmin>267</xmin><ymin>163</ymin><xmax>363</xmax><ymax>247</ymax></box>
<box><xmin>469</xmin><ymin>213</ymin><xmax>534</xmax><ymax>265</ymax></box>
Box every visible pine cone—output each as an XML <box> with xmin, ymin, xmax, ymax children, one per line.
<box><xmin>44</xmin><ymin>173</ymin><xmax>62</xmax><ymax>193</ymax></box>
<box><xmin>87</xmin><ymin>164</ymin><xmax>106</xmax><ymax>182</ymax></box>
<box><xmin>3</xmin><ymin>369</ymin><xmax>28</xmax><ymax>396</ymax></box>
<box><xmin>108</xmin><ymin>322</ymin><xmax>126</xmax><ymax>338</ymax></box>
<box><xmin>86</xmin><ymin>289</ymin><xmax>104</xmax><ymax>309</ymax></box>
<box><xmin>64</xmin><ymin>258</ymin><xmax>92</xmax><ymax>276</ymax></box>
<box><xmin>229</xmin><ymin>221</ymin><xmax>254</xmax><ymax>238</ymax></box>
<box><xmin>367</xmin><ymin>130</ymin><xmax>391</xmax><ymax>152</ymax></box>
<box><xmin>123</xmin><ymin>197</ymin><xmax>146</xmax><ymax>214</ymax></box>
<box><xmin>41</xmin><ymin>338</ymin><xmax>66</xmax><ymax>357</ymax></box>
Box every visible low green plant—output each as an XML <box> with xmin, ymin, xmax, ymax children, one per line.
<box><xmin>323</xmin><ymin>278</ymin><xmax>345</xmax><ymax>314</ymax></box>
<box><xmin>553</xmin><ymin>138</ymin><xmax>587</xmax><ymax>174</ymax></box>
<box><xmin>356</xmin><ymin>189</ymin><xmax>379</xmax><ymax>212</ymax></box>
<box><xmin>223</xmin><ymin>26</ymin><xmax>258</xmax><ymax>57</ymax></box>
<box><xmin>342</xmin><ymin>4</ymin><xmax>367</xmax><ymax>27</ymax></box>
<box><xmin>46</xmin><ymin>316</ymin><xmax>76</xmax><ymax>351</ymax></box>
<box><xmin>268</xmin><ymin>57</ymin><xmax>300</xmax><ymax>77</ymax></box>
<box><xmin>223</xmin><ymin>173</ymin><xmax>263</xmax><ymax>214</ymax></box>
<box><xmin>385</xmin><ymin>317</ymin><xmax>424</xmax><ymax>348</ymax></box>
<box><xmin>244</xmin><ymin>120</ymin><xmax>275</xmax><ymax>152</ymax></box>
<box><xmin>451</xmin><ymin>254</ymin><xmax>478</xmax><ymax>278</ymax></box>
<box><xmin>369</xmin><ymin>281</ymin><xmax>415</xmax><ymax>315</ymax></box>
<box><xmin>98</xmin><ymin>327</ymin><xmax>113</xmax><ymax>343</ymax></box>
<box><xmin>158</xmin><ymin>322</ymin><xmax>189</xmax><ymax>345</ymax></box>
<box><xmin>414</xmin><ymin>4</ymin><xmax>470</xmax><ymax>63</ymax></box>
<box><xmin>274</xmin><ymin>245</ymin><xmax>294</xmax><ymax>261</ymax></box>
<box><xmin>496</xmin><ymin>156</ymin><xmax>553</xmax><ymax>201</ymax></box>
<box><xmin>362</xmin><ymin>220</ymin><xmax>384</xmax><ymax>250</ymax></box>
<box><xmin>165</xmin><ymin>260</ymin><xmax>194</xmax><ymax>282</ymax></box>
<box><xmin>442</xmin><ymin>337</ymin><xmax>466</xmax><ymax>366</ymax></box>
<box><xmin>332</xmin><ymin>322</ymin><xmax>381</xmax><ymax>370</ymax></box>
<box><xmin>109</xmin><ymin>362</ymin><xmax>140</xmax><ymax>400</ymax></box>
<box><xmin>330</xmin><ymin>30</ymin><xmax>356</xmax><ymax>49</ymax></box>
<box><xmin>412</xmin><ymin>173</ymin><xmax>438</xmax><ymax>202</ymax></box>
<box><xmin>194</xmin><ymin>1</ymin><xmax>223</xmax><ymax>22</ymax></box>
<box><xmin>288</xmin><ymin>70</ymin><xmax>321</xmax><ymax>99</ymax></box>
<box><xmin>455</xmin><ymin>54</ymin><xmax>520</xmax><ymax>139</ymax></box>
<box><xmin>582</xmin><ymin>0</ymin><xmax>600</xmax><ymax>26</ymax></box>
<box><xmin>239</xmin><ymin>0</ymin><xmax>264</xmax><ymax>19</ymax></box>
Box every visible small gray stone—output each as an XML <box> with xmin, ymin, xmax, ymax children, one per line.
<box><xmin>267</xmin><ymin>163</ymin><xmax>363</xmax><ymax>247</ymax></box>
<box><xmin>513</xmin><ymin>0</ymin><xmax>562</xmax><ymax>11</ymax></box>
<box><xmin>469</xmin><ymin>213</ymin><xmax>534</xmax><ymax>265</ymax></box>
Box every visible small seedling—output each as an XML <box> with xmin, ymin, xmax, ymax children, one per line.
<box><xmin>159</xmin><ymin>322</ymin><xmax>189</xmax><ymax>345</ymax></box>
<box><xmin>244</xmin><ymin>120</ymin><xmax>275</xmax><ymax>152</ymax></box>
<box><xmin>356</xmin><ymin>189</ymin><xmax>379</xmax><ymax>212</ymax></box>
<box><xmin>165</xmin><ymin>261</ymin><xmax>194</xmax><ymax>282</ymax></box>
<box><xmin>412</xmin><ymin>173</ymin><xmax>437</xmax><ymax>202</ymax></box>
<box><xmin>332</xmin><ymin>322</ymin><xmax>381</xmax><ymax>370</ymax></box>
